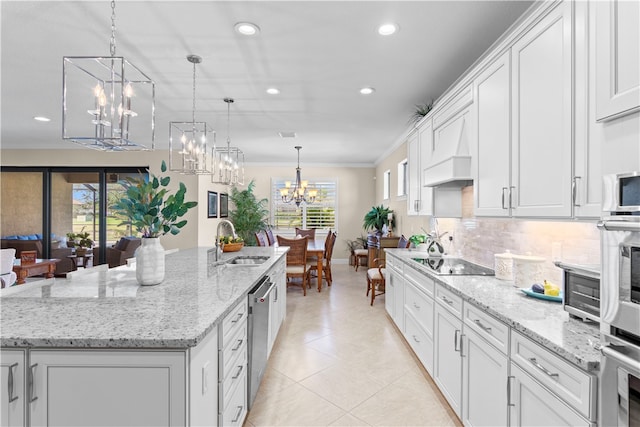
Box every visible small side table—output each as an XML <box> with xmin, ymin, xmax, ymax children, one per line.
<box><xmin>67</xmin><ymin>253</ymin><xmax>94</xmax><ymax>270</ymax></box>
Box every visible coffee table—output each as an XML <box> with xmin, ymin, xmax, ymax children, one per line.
<box><xmin>12</xmin><ymin>258</ymin><xmax>60</xmax><ymax>285</ymax></box>
<box><xmin>67</xmin><ymin>253</ymin><xmax>94</xmax><ymax>270</ymax></box>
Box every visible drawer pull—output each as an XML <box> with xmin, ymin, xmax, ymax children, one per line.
<box><xmin>232</xmin><ymin>339</ymin><xmax>244</xmax><ymax>352</ymax></box>
<box><xmin>29</xmin><ymin>363</ymin><xmax>38</xmax><ymax>403</ymax></box>
<box><xmin>231</xmin><ymin>405</ymin><xmax>244</xmax><ymax>423</ymax></box>
<box><xmin>474</xmin><ymin>319</ymin><xmax>492</xmax><ymax>332</ymax></box>
<box><xmin>232</xmin><ymin>365</ymin><xmax>244</xmax><ymax>380</ymax></box>
<box><xmin>441</xmin><ymin>295</ymin><xmax>454</xmax><ymax>305</ymax></box>
<box><xmin>413</xmin><ymin>302</ymin><xmax>420</xmax><ymax>310</ymax></box>
<box><xmin>231</xmin><ymin>312</ymin><xmax>243</xmax><ymax>323</ymax></box>
<box><xmin>501</xmin><ymin>187</ymin><xmax>508</xmax><ymax>210</ymax></box>
<box><xmin>529</xmin><ymin>357</ymin><xmax>559</xmax><ymax>380</ymax></box>
<box><xmin>8</xmin><ymin>363</ymin><xmax>18</xmax><ymax>403</ymax></box>
<box><xmin>412</xmin><ymin>335</ymin><xmax>420</xmax><ymax>344</ymax></box>
<box><xmin>454</xmin><ymin>329</ymin><xmax>461</xmax><ymax>352</ymax></box>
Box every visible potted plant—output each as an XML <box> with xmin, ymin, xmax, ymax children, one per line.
<box><xmin>409</xmin><ymin>99</ymin><xmax>434</xmax><ymax>124</ymax></box>
<box><xmin>66</xmin><ymin>228</ymin><xmax>94</xmax><ymax>257</ymax></box>
<box><xmin>363</xmin><ymin>205</ymin><xmax>394</xmax><ymax>236</ymax></box>
<box><xmin>112</xmin><ymin>160</ymin><xmax>197</xmax><ymax>285</ymax></box>
<box><xmin>229</xmin><ymin>180</ymin><xmax>269</xmax><ymax>246</ymax></box>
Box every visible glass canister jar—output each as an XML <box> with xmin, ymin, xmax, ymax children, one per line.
<box><xmin>511</xmin><ymin>254</ymin><xmax>546</xmax><ymax>287</ymax></box>
<box><xmin>494</xmin><ymin>250</ymin><xmax>514</xmax><ymax>281</ymax></box>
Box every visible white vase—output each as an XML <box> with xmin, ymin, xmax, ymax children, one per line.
<box><xmin>135</xmin><ymin>237</ymin><xmax>165</xmax><ymax>286</ymax></box>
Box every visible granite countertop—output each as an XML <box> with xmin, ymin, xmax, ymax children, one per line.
<box><xmin>386</xmin><ymin>249</ymin><xmax>602</xmax><ymax>373</ymax></box>
<box><xmin>0</xmin><ymin>246</ymin><xmax>287</xmax><ymax>349</ymax></box>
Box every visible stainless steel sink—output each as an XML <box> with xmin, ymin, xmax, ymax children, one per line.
<box><xmin>226</xmin><ymin>255</ymin><xmax>270</xmax><ymax>266</ymax></box>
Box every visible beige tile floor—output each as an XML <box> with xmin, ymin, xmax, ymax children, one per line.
<box><xmin>244</xmin><ymin>263</ymin><xmax>462</xmax><ymax>427</ymax></box>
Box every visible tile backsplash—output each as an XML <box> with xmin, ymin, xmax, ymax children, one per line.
<box><xmin>431</xmin><ymin>187</ymin><xmax>600</xmax><ymax>284</ymax></box>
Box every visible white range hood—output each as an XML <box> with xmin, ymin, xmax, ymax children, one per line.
<box><xmin>423</xmin><ymin>111</ymin><xmax>473</xmax><ymax>187</ymax></box>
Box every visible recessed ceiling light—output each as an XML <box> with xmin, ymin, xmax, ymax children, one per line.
<box><xmin>33</xmin><ymin>116</ymin><xmax>51</xmax><ymax>122</ymax></box>
<box><xmin>360</xmin><ymin>87</ymin><xmax>375</xmax><ymax>95</ymax></box>
<box><xmin>266</xmin><ymin>87</ymin><xmax>280</xmax><ymax>95</ymax></box>
<box><xmin>278</xmin><ymin>131</ymin><xmax>297</xmax><ymax>138</ymax></box>
<box><xmin>378</xmin><ymin>23</ymin><xmax>399</xmax><ymax>36</ymax></box>
<box><xmin>235</xmin><ymin>22</ymin><xmax>260</xmax><ymax>36</ymax></box>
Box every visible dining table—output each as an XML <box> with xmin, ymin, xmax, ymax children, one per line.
<box><xmin>307</xmin><ymin>239</ymin><xmax>325</xmax><ymax>292</ymax></box>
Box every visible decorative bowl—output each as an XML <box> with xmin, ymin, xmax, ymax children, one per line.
<box><xmin>222</xmin><ymin>242</ymin><xmax>244</xmax><ymax>253</ymax></box>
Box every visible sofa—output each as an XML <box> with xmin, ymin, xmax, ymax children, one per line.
<box><xmin>106</xmin><ymin>237</ymin><xmax>141</xmax><ymax>268</ymax></box>
<box><xmin>1</xmin><ymin>237</ymin><xmax>74</xmax><ymax>275</ymax></box>
<box><xmin>0</xmin><ymin>248</ymin><xmax>18</xmax><ymax>288</ymax></box>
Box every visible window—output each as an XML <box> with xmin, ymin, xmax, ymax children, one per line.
<box><xmin>397</xmin><ymin>159</ymin><xmax>408</xmax><ymax>197</ymax></box>
<box><xmin>383</xmin><ymin>169</ymin><xmax>391</xmax><ymax>200</ymax></box>
<box><xmin>272</xmin><ymin>178</ymin><xmax>337</xmax><ymax>232</ymax></box>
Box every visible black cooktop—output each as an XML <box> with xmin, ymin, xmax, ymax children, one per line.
<box><xmin>412</xmin><ymin>257</ymin><xmax>495</xmax><ymax>276</ymax></box>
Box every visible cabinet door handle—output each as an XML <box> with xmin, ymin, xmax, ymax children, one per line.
<box><xmin>232</xmin><ymin>339</ymin><xmax>244</xmax><ymax>352</ymax></box>
<box><xmin>274</xmin><ymin>284</ymin><xmax>278</xmax><ymax>303</ymax></box>
<box><xmin>231</xmin><ymin>312</ymin><xmax>243</xmax><ymax>323</ymax></box>
<box><xmin>231</xmin><ymin>405</ymin><xmax>244</xmax><ymax>423</ymax></box>
<box><xmin>412</xmin><ymin>335</ymin><xmax>420</xmax><ymax>344</ymax></box>
<box><xmin>441</xmin><ymin>295</ymin><xmax>453</xmax><ymax>305</ymax></box>
<box><xmin>572</xmin><ymin>176</ymin><xmax>581</xmax><ymax>207</ymax></box>
<box><xmin>474</xmin><ymin>319</ymin><xmax>492</xmax><ymax>333</ymax></box>
<box><xmin>460</xmin><ymin>334</ymin><xmax>465</xmax><ymax>358</ymax></box>
<box><xmin>8</xmin><ymin>362</ymin><xmax>18</xmax><ymax>403</ymax></box>
<box><xmin>507</xmin><ymin>376</ymin><xmax>515</xmax><ymax>407</ymax></box>
<box><xmin>501</xmin><ymin>187</ymin><xmax>508</xmax><ymax>210</ymax></box>
<box><xmin>29</xmin><ymin>363</ymin><xmax>38</xmax><ymax>403</ymax></box>
<box><xmin>454</xmin><ymin>329</ymin><xmax>461</xmax><ymax>352</ymax></box>
<box><xmin>232</xmin><ymin>364</ymin><xmax>244</xmax><ymax>380</ymax></box>
<box><xmin>528</xmin><ymin>357</ymin><xmax>559</xmax><ymax>380</ymax></box>
<box><xmin>509</xmin><ymin>186</ymin><xmax>516</xmax><ymax>209</ymax></box>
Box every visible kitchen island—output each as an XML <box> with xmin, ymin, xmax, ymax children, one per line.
<box><xmin>0</xmin><ymin>246</ymin><xmax>288</xmax><ymax>427</ymax></box>
<box><xmin>385</xmin><ymin>249</ymin><xmax>601</xmax><ymax>427</ymax></box>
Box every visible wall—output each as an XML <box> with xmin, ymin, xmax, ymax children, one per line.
<box><xmin>0</xmin><ymin>171</ymin><xmax>43</xmax><ymax>236</ymax></box>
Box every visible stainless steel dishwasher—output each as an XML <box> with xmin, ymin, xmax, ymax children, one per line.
<box><xmin>247</xmin><ymin>275</ymin><xmax>276</xmax><ymax>409</ymax></box>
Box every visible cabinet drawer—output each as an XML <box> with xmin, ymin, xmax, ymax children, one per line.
<box><xmin>386</xmin><ymin>256</ymin><xmax>402</xmax><ymax>275</ymax></box>
<box><xmin>219</xmin><ymin>345</ymin><xmax>247</xmax><ymax>411</ymax></box>
<box><xmin>220</xmin><ymin>300</ymin><xmax>248</xmax><ymax>348</ymax></box>
<box><xmin>404</xmin><ymin>281</ymin><xmax>434</xmax><ymax>338</ymax></box>
<box><xmin>463</xmin><ymin>303</ymin><xmax>509</xmax><ymax>355</ymax></box>
<box><xmin>405</xmin><ymin>265</ymin><xmax>435</xmax><ymax>298</ymax></box>
<box><xmin>511</xmin><ymin>331</ymin><xmax>596</xmax><ymax>420</ymax></box>
<box><xmin>220</xmin><ymin>370</ymin><xmax>247</xmax><ymax>427</ymax></box>
<box><xmin>404</xmin><ymin>311</ymin><xmax>434</xmax><ymax>375</ymax></box>
<box><xmin>220</xmin><ymin>321</ymin><xmax>247</xmax><ymax>379</ymax></box>
<box><xmin>435</xmin><ymin>285</ymin><xmax>462</xmax><ymax>317</ymax></box>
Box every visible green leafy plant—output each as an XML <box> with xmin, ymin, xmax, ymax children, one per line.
<box><xmin>410</xmin><ymin>99</ymin><xmax>434</xmax><ymax>124</ymax></box>
<box><xmin>409</xmin><ymin>234</ymin><xmax>427</xmax><ymax>247</ymax></box>
<box><xmin>345</xmin><ymin>235</ymin><xmax>368</xmax><ymax>253</ymax></box>
<box><xmin>66</xmin><ymin>227</ymin><xmax>93</xmax><ymax>248</ymax></box>
<box><xmin>229</xmin><ymin>180</ymin><xmax>269</xmax><ymax>246</ymax></box>
<box><xmin>112</xmin><ymin>160</ymin><xmax>198</xmax><ymax>238</ymax></box>
<box><xmin>362</xmin><ymin>205</ymin><xmax>393</xmax><ymax>233</ymax></box>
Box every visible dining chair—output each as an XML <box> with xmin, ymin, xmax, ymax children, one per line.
<box><xmin>366</xmin><ymin>257</ymin><xmax>386</xmax><ymax>306</ymax></box>
<box><xmin>277</xmin><ymin>235</ymin><xmax>310</xmax><ymax>296</ymax></box>
<box><xmin>255</xmin><ymin>231</ymin><xmax>269</xmax><ymax>247</ymax></box>
<box><xmin>265</xmin><ymin>228</ymin><xmax>276</xmax><ymax>246</ymax></box>
<box><xmin>295</xmin><ymin>228</ymin><xmax>316</xmax><ymax>240</ymax></box>
<box><xmin>308</xmin><ymin>231</ymin><xmax>337</xmax><ymax>288</ymax></box>
<box><xmin>354</xmin><ymin>247</ymin><xmax>368</xmax><ymax>271</ymax></box>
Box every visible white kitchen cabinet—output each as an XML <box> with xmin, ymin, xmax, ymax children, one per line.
<box><xmin>462</xmin><ymin>326</ymin><xmax>509</xmax><ymax>427</ymax></box>
<box><xmin>385</xmin><ymin>256</ymin><xmax>404</xmax><ymax>328</ymax></box>
<box><xmin>511</xmin><ymin>1</ymin><xmax>573</xmax><ymax>218</ymax></box>
<box><xmin>474</xmin><ymin>51</ymin><xmax>512</xmax><ymax>217</ymax></box>
<box><xmin>595</xmin><ymin>0</ymin><xmax>640</xmax><ymax>121</ymax></box>
<box><xmin>403</xmin><ymin>275</ymin><xmax>435</xmax><ymax>374</ymax></box>
<box><xmin>434</xmin><ymin>294</ymin><xmax>463</xmax><ymax>417</ymax></box>
<box><xmin>29</xmin><ymin>349</ymin><xmax>187</xmax><ymax>426</ymax></box>
<box><xmin>268</xmin><ymin>258</ymin><xmax>286</xmax><ymax>355</ymax></box>
<box><xmin>1</xmin><ymin>349</ymin><xmax>26</xmax><ymax>427</ymax></box>
<box><xmin>509</xmin><ymin>363</ymin><xmax>591</xmax><ymax>427</ymax></box>
<box><xmin>407</xmin><ymin>129</ymin><xmax>421</xmax><ymax>216</ymax></box>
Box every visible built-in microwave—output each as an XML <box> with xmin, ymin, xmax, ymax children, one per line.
<box><xmin>603</xmin><ymin>172</ymin><xmax>640</xmax><ymax>215</ymax></box>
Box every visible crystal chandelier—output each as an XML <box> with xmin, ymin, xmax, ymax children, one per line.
<box><xmin>169</xmin><ymin>55</ymin><xmax>212</xmax><ymax>174</ymax></box>
<box><xmin>280</xmin><ymin>146</ymin><xmax>317</xmax><ymax>206</ymax></box>
<box><xmin>211</xmin><ymin>98</ymin><xmax>245</xmax><ymax>186</ymax></box>
<box><xmin>62</xmin><ymin>0</ymin><xmax>155</xmax><ymax>151</ymax></box>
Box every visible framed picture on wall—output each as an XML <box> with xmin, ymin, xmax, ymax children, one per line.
<box><xmin>207</xmin><ymin>191</ymin><xmax>218</xmax><ymax>218</ymax></box>
<box><xmin>220</xmin><ymin>193</ymin><xmax>229</xmax><ymax>218</ymax></box>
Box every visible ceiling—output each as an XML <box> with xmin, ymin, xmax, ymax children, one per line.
<box><xmin>1</xmin><ymin>0</ymin><xmax>533</xmax><ymax>166</ymax></box>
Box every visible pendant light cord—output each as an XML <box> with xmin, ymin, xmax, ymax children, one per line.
<box><xmin>110</xmin><ymin>0</ymin><xmax>116</xmax><ymax>56</ymax></box>
<box><xmin>192</xmin><ymin>60</ymin><xmax>197</xmax><ymax>126</ymax></box>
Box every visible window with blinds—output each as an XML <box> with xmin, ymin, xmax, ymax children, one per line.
<box><xmin>271</xmin><ymin>178</ymin><xmax>337</xmax><ymax>231</ymax></box>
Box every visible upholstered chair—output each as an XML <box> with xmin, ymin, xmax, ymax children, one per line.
<box><xmin>277</xmin><ymin>235</ymin><xmax>310</xmax><ymax>296</ymax></box>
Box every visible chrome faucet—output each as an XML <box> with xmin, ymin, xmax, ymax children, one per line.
<box><xmin>215</xmin><ymin>220</ymin><xmax>237</xmax><ymax>261</ymax></box>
